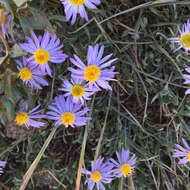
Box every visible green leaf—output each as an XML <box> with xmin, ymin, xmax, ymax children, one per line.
<box><xmin>10</xmin><ymin>44</ymin><xmax>28</xmax><ymax>58</ymax></box>
<box><xmin>2</xmin><ymin>98</ymin><xmax>15</xmax><ymax>121</ymax></box>
<box><xmin>11</xmin><ymin>86</ymin><xmax>21</xmax><ymax>102</ymax></box>
<box><xmin>29</xmin><ymin>7</ymin><xmax>55</xmax><ymax>35</ymax></box>
<box><xmin>18</xmin><ymin>7</ymin><xmax>55</xmax><ymax>35</ymax></box>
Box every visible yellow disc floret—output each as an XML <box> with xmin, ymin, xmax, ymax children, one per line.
<box><xmin>71</xmin><ymin>85</ymin><xmax>85</xmax><ymax>98</ymax></box>
<box><xmin>84</xmin><ymin>65</ymin><xmax>100</xmax><ymax>82</ymax></box>
<box><xmin>180</xmin><ymin>33</ymin><xmax>190</xmax><ymax>48</ymax></box>
<box><xmin>91</xmin><ymin>170</ymin><xmax>102</xmax><ymax>183</ymax></box>
<box><xmin>0</xmin><ymin>9</ymin><xmax>6</xmax><ymax>25</ymax></box>
<box><xmin>187</xmin><ymin>152</ymin><xmax>190</xmax><ymax>162</ymax></box>
<box><xmin>120</xmin><ymin>164</ymin><xmax>132</xmax><ymax>177</ymax></box>
<box><xmin>61</xmin><ymin>112</ymin><xmax>75</xmax><ymax>125</ymax></box>
<box><xmin>15</xmin><ymin>112</ymin><xmax>29</xmax><ymax>125</ymax></box>
<box><xmin>19</xmin><ymin>67</ymin><xmax>32</xmax><ymax>80</ymax></box>
<box><xmin>34</xmin><ymin>49</ymin><xmax>50</xmax><ymax>64</ymax></box>
<box><xmin>69</xmin><ymin>0</ymin><xmax>85</xmax><ymax>6</ymax></box>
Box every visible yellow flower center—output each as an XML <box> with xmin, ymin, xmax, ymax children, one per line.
<box><xmin>19</xmin><ymin>67</ymin><xmax>32</xmax><ymax>80</ymax></box>
<box><xmin>180</xmin><ymin>33</ymin><xmax>190</xmax><ymax>48</ymax></box>
<box><xmin>61</xmin><ymin>112</ymin><xmax>75</xmax><ymax>125</ymax></box>
<box><xmin>187</xmin><ymin>152</ymin><xmax>190</xmax><ymax>162</ymax></box>
<box><xmin>91</xmin><ymin>170</ymin><xmax>102</xmax><ymax>183</ymax></box>
<box><xmin>84</xmin><ymin>65</ymin><xmax>100</xmax><ymax>82</ymax></box>
<box><xmin>69</xmin><ymin>0</ymin><xmax>85</xmax><ymax>6</ymax></box>
<box><xmin>71</xmin><ymin>85</ymin><xmax>85</xmax><ymax>98</ymax></box>
<box><xmin>0</xmin><ymin>9</ymin><xmax>6</xmax><ymax>25</ymax></box>
<box><xmin>34</xmin><ymin>49</ymin><xmax>50</xmax><ymax>64</ymax></box>
<box><xmin>15</xmin><ymin>112</ymin><xmax>29</xmax><ymax>125</ymax></box>
<box><xmin>120</xmin><ymin>164</ymin><xmax>131</xmax><ymax>177</ymax></box>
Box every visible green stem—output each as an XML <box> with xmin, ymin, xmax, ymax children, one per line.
<box><xmin>119</xmin><ymin>177</ymin><xmax>123</xmax><ymax>190</ymax></box>
<box><xmin>128</xmin><ymin>176</ymin><xmax>135</xmax><ymax>190</ymax></box>
<box><xmin>75</xmin><ymin>95</ymin><xmax>95</xmax><ymax>190</ymax></box>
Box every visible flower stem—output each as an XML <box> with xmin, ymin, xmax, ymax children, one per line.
<box><xmin>75</xmin><ymin>95</ymin><xmax>95</xmax><ymax>190</ymax></box>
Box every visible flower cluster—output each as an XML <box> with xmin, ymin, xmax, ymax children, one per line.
<box><xmin>82</xmin><ymin>149</ymin><xmax>136</xmax><ymax>189</ymax></box>
<box><xmin>1</xmin><ymin>3</ymin><xmax>190</xmax><ymax>189</ymax></box>
<box><xmin>14</xmin><ymin>25</ymin><xmax>117</xmax><ymax>130</ymax></box>
<box><xmin>0</xmin><ymin>2</ymin><xmax>119</xmax><ymax>182</ymax></box>
<box><xmin>167</xmin><ymin>19</ymin><xmax>190</xmax><ymax>171</ymax></box>
<box><xmin>46</xmin><ymin>44</ymin><xmax>117</xmax><ymax>128</ymax></box>
<box><xmin>1</xmin><ymin>24</ymin><xmax>117</xmax><ymax>177</ymax></box>
<box><xmin>168</xmin><ymin>19</ymin><xmax>190</xmax><ymax>94</ymax></box>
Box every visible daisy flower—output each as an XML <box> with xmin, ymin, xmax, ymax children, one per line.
<box><xmin>19</xmin><ymin>30</ymin><xmax>68</xmax><ymax>76</ymax></box>
<box><xmin>109</xmin><ymin>149</ymin><xmax>136</xmax><ymax>178</ymax></box>
<box><xmin>58</xmin><ymin>77</ymin><xmax>98</xmax><ymax>104</ymax></box>
<box><xmin>16</xmin><ymin>57</ymin><xmax>48</xmax><ymax>89</ymax></box>
<box><xmin>68</xmin><ymin>44</ymin><xmax>118</xmax><ymax>90</ymax></box>
<box><xmin>0</xmin><ymin>10</ymin><xmax>10</xmax><ymax>38</ymax></box>
<box><xmin>60</xmin><ymin>0</ymin><xmax>101</xmax><ymax>25</ymax></box>
<box><xmin>169</xmin><ymin>19</ymin><xmax>190</xmax><ymax>54</ymax></box>
<box><xmin>0</xmin><ymin>161</ymin><xmax>6</xmax><ymax>175</ymax></box>
<box><xmin>46</xmin><ymin>95</ymin><xmax>91</xmax><ymax>128</ymax></box>
<box><xmin>183</xmin><ymin>67</ymin><xmax>190</xmax><ymax>94</ymax></box>
<box><xmin>82</xmin><ymin>156</ymin><xmax>113</xmax><ymax>190</ymax></box>
<box><xmin>15</xmin><ymin>104</ymin><xmax>46</xmax><ymax>128</ymax></box>
<box><xmin>173</xmin><ymin>138</ymin><xmax>190</xmax><ymax>164</ymax></box>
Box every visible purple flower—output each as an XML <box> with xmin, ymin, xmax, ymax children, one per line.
<box><xmin>109</xmin><ymin>149</ymin><xmax>136</xmax><ymax>178</ymax></box>
<box><xmin>19</xmin><ymin>30</ymin><xmax>68</xmax><ymax>76</ymax></box>
<box><xmin>0</xmin><ymin>161</ymin><xmax>6</xmax><ymax>175</ymax></box>
<box><xmin>60</xmin><ymin>0</ymin><xmax>101</xmax><ymax>25</ymax></box>
<box><xmin>82</xmin><ymin>157</ymin><xmax>113</xmax><ymax>190</ymax></box>
<box><xmin>58</xmin><ymin>77</ymin><xmax>98</xmax><ymax>104</ymax></box>
<box><xmin>0</xmin><ymin>10</ymin><xmax>10</xmax><ymax>38</ymax></box>
<box><xmin>15</xmin><ymin>104</ymin><xmax>46</xmax><ymax>128</ymax></box>
<box><xmin>183</xmin><ymin>68</ymin><xmax>190</xmax><ymax>94</ymax></box>
<box><xmin>16</xmin><ymin>57</ymin><xmax>48</xmax><ymax>89</ymax></box>
<box><xmin>168</xmin><ymin>19</ymin><xmax>190</xmax><ymax>54</ymax></box>
<box><xmin>46</xmin><ymin>95</ymin><xmax>91</xmax><ymax>128</ymax></box>
<box><xmin>173</xmin><ymin>138</ymin><xmax>190</xmax><ymax>164</ymax></box>
<box><xmin>68</xmin><ymin>44</ymin><xmax>118</xmax><ymax>90</ymax></box>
